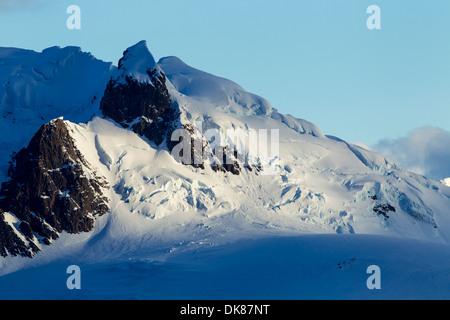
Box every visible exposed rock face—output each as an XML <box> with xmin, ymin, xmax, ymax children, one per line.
<box><xmin>100</xmin><ymin>42</ymin><xmax>173</xmax><ymax>147</ymax></box>
<box><xmin>0</xmin><ymin>119</ymin><xmax>109</xmax><ymax>257</ymax></box>
<box><xmin>373</xmin><ymin>203</ymin><xmax>396</xmax><ymax>219</ymax></box>
<box><xmin>100</xmin><ymin>70</ymin><xmax>173</xmax><ymax>146</ymax></box>
<box><xmin>0</xmin><ymin>209</ymin><xmax>37</xmax><ymax>257</ymax></box>
<box><xmin>100</xmin><ymin>42</ymin><xmax>247</xmax><ymax>175</ymax></box>
<box><xmin>166</xmin><ymin>121</ymin><xmax>252</xmax><ymax>175</ymax></box>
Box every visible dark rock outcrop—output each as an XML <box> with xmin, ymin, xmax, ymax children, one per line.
<box><xmin>100</xmin><ymin>70</ymin><xmax>173</xmax><ymax>146</ymax></box>
<box><xmin>0</xmin><ymin>119</ymin><xmax>109</xmax><ymax>257</ymax></box>
<box><xmin>100</xmin><ymin>41</ymin><xmax>173</xmax><ymax>147</ymax></box>
<box><xmin>373</xmin><ymin>203</ymin><xmax>396</xmax><ymax>219</ymax></box>
<box><xmin>0</xmin><ymin>209</ymin><xmax>37</xmax><ymax>258</ymax></box>
<box><xmin>100</xmin><ymin>41</ymin><xmax>248</xmax><ymax>175</ymax></box>
<box><xmin>166</xmin><ymin>122</ymin><xmax>254</xmax><ymax>175</ymax></box>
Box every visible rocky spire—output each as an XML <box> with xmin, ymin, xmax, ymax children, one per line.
<box><xmin>0</xmin><ymin>119</ymin><xmax>109</xmax><ymax>257</ymax></box>
<box><xmin>100</xmin><ymin>41</ymin><xmax>173</xmax><ymax>146</ymax></box>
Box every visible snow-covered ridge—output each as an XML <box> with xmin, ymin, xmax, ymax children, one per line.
<box><xmin>158</xmin><ymin>54</ymin><xmax>325</xmax><ymax>140</ymax></box>
<box><xmin>159</xmin><ymin>56</ymin><xmax>273</xmax><ymax>117</ymax></box>
<box><xmin>116</xmin><ymin>40</ymin><xmax>161</xmax><ymax>84</ymax></box>
<box><xmin>0</xmin><ymin>45</ymin><xmax>115</xmax><ymax>182</ymax></box>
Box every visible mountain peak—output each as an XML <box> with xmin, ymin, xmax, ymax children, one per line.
<box><xmin>100</xmin><ymin>41</ymin><xmax>172</xmax><ymax>146</ymax></box>
<box><xmin>0</xmin><ymin>119</ymin><xmax>109</xmax><ymax>257</ymax></box>
<box><xmin>117</xmin><ymin>40</ymin><xmax>160</xmax><ymax>83</ymax></box>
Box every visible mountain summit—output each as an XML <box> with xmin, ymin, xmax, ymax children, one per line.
<box><xmin>100</xmin><ymin>41</ymin><xmax>172</xmax><ymax>146</ymax></box>
<box><xmin>117</xmin><ymin>40</ymin><xmax>160</xmax><ymax>83</ymax></box>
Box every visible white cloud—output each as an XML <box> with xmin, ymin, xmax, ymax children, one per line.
<box><xmin>373</xmin><ymin>126</ymin><xmax>450</xmax><ymax>181</ymax></box>
<box><xmin>441</xmin><ymin>178</ymin><xmax>450</xmax><ymax>187</ymax></box>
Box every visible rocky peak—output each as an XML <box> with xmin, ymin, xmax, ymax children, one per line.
<box><xmin>117</xmin><ymin>40</ymin><xmax>160</xmax><ymax>82</ymax></box>
<box><xmin>100</xmin><ymin>42</ymin><xmax>252</xmax><ymax>175</ymax></box>
<box><xmin>0</xmin><ymin>119</ymin><xmax>109</xmax><ymax>257</ymax></box>
<box><xmin>100</xmin><ymin>42</ymin><xmax>173</xmax><ymax>146</ymax></box>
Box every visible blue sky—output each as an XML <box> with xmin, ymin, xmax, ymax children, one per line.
<box><xmin>0</xmin><ymin>0</ymin><xmax>449</xmax><ymax>149</ymax></box>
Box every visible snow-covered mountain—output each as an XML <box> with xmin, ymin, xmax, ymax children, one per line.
<box><xmin>1</xmin><ymin>41</ymin><xmax>450</xmax><ymax>296</ymax></box>
<box><xmin>0</xmin><ymin>45</ymin><xmax>114</xmax><ymax>183</ymax></box>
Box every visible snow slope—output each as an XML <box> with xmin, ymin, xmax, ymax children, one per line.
<box><xmin>1</xmin><ymin>234</ymin><xmax>450</xmax><ymax>300</ymax></box>
<box><xmin>117</xmin><ymin>40</ymin><xmax>161</xmax><ymax>84</ymax></box>
<box><xmin>65</xmin><ymin>116</ymin><xmax>450</xmax><ymax>244</ymax></box>
<box><xmin>0</xmin><ymin>46</ymin><xmax>115</xmax><ymax>182</ymax></box>
<box><xmin>1</xmin><ymin>42</ymin><xmax>450</xmax><ymax>299</ymax></box>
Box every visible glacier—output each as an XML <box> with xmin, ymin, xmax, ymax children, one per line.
<box><xmin>0</xmin><ymin>41</ymin><xmax>450</xmax><ymax>299</ymax></box>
